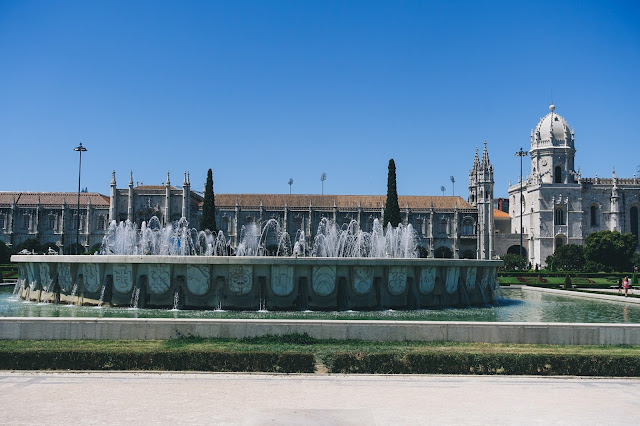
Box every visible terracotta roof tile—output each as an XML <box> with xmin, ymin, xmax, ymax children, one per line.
<box><xmin>213</xmin><ymin>194</ymin><xmax>474</xmax><ymax>211</ymax></box>
<box><xmin>494</xmin><ymin>209</ymin><xmax>510</xmax><ymax>218</ymax></box>
<box><xmin>0</xmin><ymin>192</ymin><xmax>110</xmax><ymax>207</ymax></box>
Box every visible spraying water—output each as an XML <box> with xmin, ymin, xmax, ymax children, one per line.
<box><xmin>100</xmin><ymin>216</ymin><xmax>417</xmax><ymax>258</ymax></box>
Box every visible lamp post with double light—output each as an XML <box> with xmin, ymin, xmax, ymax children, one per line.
<box><xmin>515</xmin><ymin>147</ymin><xmax>528</xmax><ymax>259</ymax></box>
<box><xmin>74</xmin><ymin>143</ymin><xmax>87</xmax><ymax>255</ymax></box>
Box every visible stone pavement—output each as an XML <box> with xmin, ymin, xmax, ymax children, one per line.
<box><xmin>0</xmin><ymin>372</ymin><xmax>638</xmax><ymax>425</ymax></box>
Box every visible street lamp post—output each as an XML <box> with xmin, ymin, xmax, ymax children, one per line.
<box><xmin>74</xmin><ymin>143</ymin><xmax>87</xmax><ymax>255</ymax></box>
<box><xmin>515</xmin><ymin>147</ymin><xmax>528</xmax><ymax>260</ymax></box>
<box><xmin>321</xmin><ymin>173</ymin><xmax>326</xmax><ymax>195</ymax></box>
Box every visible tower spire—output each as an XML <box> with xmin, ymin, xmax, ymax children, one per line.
<box><xmin>481</xmin><ymin>140</ymin><xmax>490</xmax><ymax>166</ymax></box>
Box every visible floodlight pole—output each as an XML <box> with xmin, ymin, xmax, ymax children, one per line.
<box><xmin>515</xmin><ymin>147</ymin><xmax>528</xmax><ymax>259</ymax></box>
<box><xmin>74</xmin><ymin>143</ymin><xmax>87</xmax><ymax>255</ymax></box>
<box><xmin>450</xmin><ymin>175</ymin><xmax>455</xmax><ymax>196</ymax></box>
<box><xmin>321</xmin><ymin>173</ymin><xmax>326</xmax><ymax>195</ymax></box>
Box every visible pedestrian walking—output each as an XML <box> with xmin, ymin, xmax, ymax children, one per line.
<box><xmin>623</xmin><ymin>276</ymin><xmax>630</xmax><ymax>297</ymax></box>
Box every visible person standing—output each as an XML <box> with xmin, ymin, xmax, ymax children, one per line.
<box><xmin>623</xmin><ymin>276</ymin><xmax>630</xmax><ymax>297</ymax></box>
<box><xmin>618</xmin><ymin>277</ymin><xmax>623</xmax><ymax>294</ymax></box>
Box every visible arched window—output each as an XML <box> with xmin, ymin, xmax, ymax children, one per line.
<box><xmin>555</xmin><ymin>236</ymin><xmax>565</xmax><ymax>247</ymax></box>
<box><xmin>462</xmin><ymin>218</ymin><xmax>474</xmax><ymax>235</ymax></box>
<box><xmin>461</xmin><ymin>250</ymin><xmax>476</xmax><ymax>259</ymax></box>
<box><xmin>96</xmin><ymin>215</ymin><xmax>105</xmax><ymax>231</ymax></box>
<box><xmin>414</xmin><ymin>218</ymin><xmax>423</xmax><ymax>235</ymax></box>
<box><xmin>221</xmin><ymin>216</ymin><xmax>231</xmax><ymax>233</ymax></box>
<box><xmin>631</xmin><ymin>206</ymin><xmax>639</xmax><ymax>239</ymax></box>
<box><xmin>434</xmin><ymin>246</ymin><xmax>453</xmax><ymax>259</ymax></box>
<box><xmin>554</xmin><ymin>166</ymin><xmax>562</xmax><ymax>183</ymax></box>
<box><xmin>439</xmin><ymin>218</ymin><xmax>448</xmax><ymax>234</ymax></box>
<box><xmin>590</xmin><ymin>205</ymin><xmax>598</xmax><ymax>227</ymax></box>
<box><xmin>555</xmin><ymin>208</ymin><xmax>565</xmax><ymax>225</ymax></box>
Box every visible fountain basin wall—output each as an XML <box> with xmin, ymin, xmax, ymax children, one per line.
<box><xmin>11</xmin><ymin>255</ymin><xmax>502</xmax><ymax>310</ymax></box>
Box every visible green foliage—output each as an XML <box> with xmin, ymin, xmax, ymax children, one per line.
<box><xmin>0</xmin><ymin>348</ymin><xmax>315</xmax><ymax>373</ymax></box>
<box><xmin>325</xmin><ymin>352</ymin><xmax>640</xmax><ymax>376</ymax></box>
<box><xmin>547</xmin><ymin>244</ymin><xmax>585</xmax><ymax>271</ymax></box>
<box><xmin>584</xmin><ymin>231</ymin><xmax>638</xmax><ymax>272</ymax></box>
<box><xmin>242</xmin><ymin>332</ymin><xmax>319</xmax><ymax>345</ymax></box>
<box><xmin>14</xmin><ymin>238</ymin><xmax>42</xmax><ymax>254</ymax></box>
<box><xmin>383</xmin><ymin>159</ymin><xmax>401</xmax><ymax>227</ymax></box>
<box><xmin>632</xmin><ymin>252</ymin><xmax>640</xmax><ymax>271</ymax></box>
<box><xmin>41</xmin><ymin>242</ymin><xmax>60</xmax><ymax>254</ymax></box>
<box><xmin>0</xmin><ymin>241</ymin><xmax>11</xmax><ymax>264</ymax></box>
<box><xmin>65</xmin><ymin>243</ymin><xmax>86</xmax><ymax>255</ymax></box>
<box><xmin>500</xmin><ymin>253</ymin><xmax>527</xmax><ymax>270</ymax></box>
<box><xmin>200</xmin><ymin>169</ymin><xmax>217</xmax><ymax>232</ymax></box>
<box><xmin>87</xmin><ymin>243</ymin><xmax>102</xmax><ymax>255</ymax></box>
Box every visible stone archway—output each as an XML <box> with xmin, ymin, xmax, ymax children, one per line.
<box><xmin>507</xmin><ymin>245</ymin><xmax>527</xmax><ymax>259</ymax></box>
<box><xmin>434</xmin><ymin>246</ymin><xmax>453</xmax><ymax>259</ymax></box>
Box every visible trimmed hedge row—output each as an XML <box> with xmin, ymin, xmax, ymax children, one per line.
<box><xmin>499</xmin><ymin>271</ymin><xmax>623</xmax><ymax>279</ymax></box>
<box><xmin>0</xmin><ymin>349</ymin><xmax>315</xmax><ymax>373</ymax></box>
<box><xmin>325</xmin><ymin>352</ymin><xmax>640</xmax><ymax>376</ymax></box>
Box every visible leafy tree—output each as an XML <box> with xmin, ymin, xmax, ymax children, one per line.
<box><xmin>583</xmin><ymin>230</ymin><xmax>637</xmax><ymax>272</ymax></box>
<box><xmin>66</xmin><ymin>243</ymin><xmax>86</xmax><ymax>255</ymax></box>
<box><xmin>87</xmin><ymin>243</ymin><xmax>102</xmax><ymax>255</ymax></box>
<box><xmin>41</xmin><ymin>242</ymin><xmax>60</xmax><ymax>254</ymax></box>
<box><xmin>200</xmin><ymin>169</ymin><xmax>217</xmax><ymax>232</ymax></box>
<box><xmin>0</xmin><ymin>240</ymin><xmax>11</xmax><ymax>264</ymax></box>
<box><xmin>501</xmin><ymin>253</ymin><xmax>527</xmax><ymax>270</ymax></box>
<box><xmin>383</xmin><ymin>159</ymin><xmax>401</xmax><ymax>227</ymax></box>
<box><xmin>14</xmin><ymin>238</ymin><xmax>42</xmax><ymax>254</ymax></box>
<box><xmin>547</xmin><ymin>244</ymin><xmax>585</xmax><ymax>271</ymax></box>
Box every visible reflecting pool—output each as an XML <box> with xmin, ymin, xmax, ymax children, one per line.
<box><xmin>2</xmin><ymin>286</ymin><xmax>640</xmax><ymax>323</ymax></box>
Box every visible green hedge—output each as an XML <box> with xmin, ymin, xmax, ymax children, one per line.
<box><xmin>0</xmin><ymin>349</ymin><xmax>315</xmax><ymax>373</ymax></box>
<box><xmin>499</xmin><ymin>271</ymin><xmax>625</xmax><ymax>279</ymax></box>
<box><xmin>326</xmin><ymin>352</ymin><xmax>640</xmax><ymax>376</ymax></box>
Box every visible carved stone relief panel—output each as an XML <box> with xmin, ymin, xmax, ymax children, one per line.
<box><xmin>388</xmin><ymin>266</ymin><xmax>407</xmax><ymax>296</ymax></box>
<box><xmin>465</xmin><ymin>266</ymin><xmax>477</xmax><ymax>288</ymax></box>
<box><xmin>83</xmin><ymin>263</ymin><xmax>101</xmax><ymax>293</ymax></box>
<box><xmin>187</xmin><ymin>265</ymin><xmax>210</xmax><ymax>296</ymax></box>
<box><xmin>39</xmin><ymin>264</ymin><xmax>52</xmax><ymax>291</ymax></box>
<box><xmin>419</xmin><ymin>267</ymin><xmax>436</xmax><ymax>295</ymax></box>
<box><xmin>271</xmin><ymin>265</ymin><xmax>294</xmax><ymax>296</ymax></box>
<box><xmin>445</xmin><ymin>267</ymin><xmax>459</xmax><ymax>294</ymax></box>
<box><xmin>113</xmin><ymin>264</ymin><xmax>133</xmax><ymax>294</ymax></box>
<box><xmin>148</xmin><ymin>264</ymin><xmax>171</xmax><ymax>295</ymax></box>
<box><xmin>352</xmin><ymin>266</ymin><xmax>373</xmax><ymax>295</ymax></box>
<box><xmin>58</xmin><ymin>263</ymin><xmax>73</xmax><ymax>292</ymax></box>
<box><xmin>229</xmin><ymin>265</ymin><xmax>252</xmax><ymax>295</ymax></box>
<box><xmin>312</xmin><ymin>265</ymin><xmax>336</xmax><ymax>296</ymax></box>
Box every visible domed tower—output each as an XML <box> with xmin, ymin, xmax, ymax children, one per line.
<box><xmin>530</xmin><ymin>103</ymin><xmax>576</xmax><ymax>184</ymax></box>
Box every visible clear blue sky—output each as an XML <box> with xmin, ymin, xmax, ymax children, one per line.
<box><xmin>1</xmin><ymin>1</ymin><xmax>639</xmax><ymax>199</ymax></box>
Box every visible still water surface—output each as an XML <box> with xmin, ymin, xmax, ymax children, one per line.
<box><xmin>1</xmin><ymin>286</ymin><xmax>639</xmax><ymax>323</ymax></box>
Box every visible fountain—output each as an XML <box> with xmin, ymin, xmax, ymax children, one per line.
<box><xmin>12</xmin><ymin>217</ymin><xmax>502</xmax><ymax>310</ymax></box>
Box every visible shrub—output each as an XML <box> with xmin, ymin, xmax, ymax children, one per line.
<box><xmin>501</xmin><ymin>253</ymin><xmax>527</xmax><ymax>270</ymax></box>
<box><xmin>325</xmin><ymin>352</ymin><xmax>640</xmax><ymax>376</ymax></box>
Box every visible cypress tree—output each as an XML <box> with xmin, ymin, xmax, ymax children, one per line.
<box><xmin>200</xmin><ymin>169</ymin><xmax>217</xmax><ymax>232</ymax></box>
<box><xmin>384</xmin><ymin>159</ymin><xmax>401</xmax><ymax>227</ymax></box>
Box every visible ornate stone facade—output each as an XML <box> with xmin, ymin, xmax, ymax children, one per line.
<box><xmin>503</xmin><ymin>104</ymin><xmax>640</xmax><ymax>267</ymax></box>
<box><xmin>0</xmin><ymin>192</ymin><xmax>110</xmax><ymax>253</ymax></box>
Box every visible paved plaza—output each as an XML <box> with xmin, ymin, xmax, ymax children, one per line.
<box><xmin>1</xmin><ymin>372</ymin><xmax>638</xmax><ymax>425</ymax></box>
